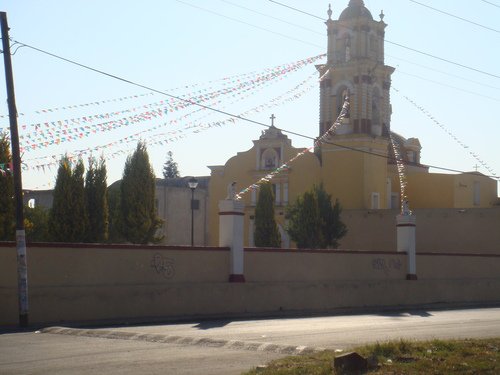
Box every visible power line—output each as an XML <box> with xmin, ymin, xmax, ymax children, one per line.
<box><xmin>385</xmin><ymin>40</ymin><xmax>500</xmax><ymax>80</ymax></box>
<box><xmin>387</xmin><ymin>54</ymin><xmax>500</xmax><ymax>92</ymax></box>
<box><xmin>480</xmin><ymin>0</ymin><xmax>500</xmax><ymax>9</ymax></box>
<box><xmin>12</xmin><ymin>40</ymin><xmax>289</xmax><ymax>133</ymax></box>
<box><xmin>174</xmin><ymin>0</ymin><xmax>323</xmax><ymax>49</ymax></box>
<box><xmin>394</xmin><ymin>70</ymin><xmax>500</xmax><ymax>102</ymax></box>
<box><xmin>265</xmin><ymin>0</ymin><xmax>500</xmax><ymax>80</ymax></box>
<box><xmin>13</xmin><ymin>43</ymin><xmax>497</xmax><ymax>180</ymax></box>
<box><xmin>220</xmin><ymin>0</ymin><xmax>323</xmax><ymax>36</ymax></box>
<box><xmin>409</xmin><ymin>0</ymin><xmax>500</xmax><ymax>34</ymax></box>
<box><xmin>267</xmin><ymin>0</ymin><xmax>324</xmax><ymax>21</ymax></box>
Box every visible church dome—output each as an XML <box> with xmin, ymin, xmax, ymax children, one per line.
<box><xmin>339</xmin><ymin>0</ymin><xmax>373</xmax><ymax>21</ymax></box>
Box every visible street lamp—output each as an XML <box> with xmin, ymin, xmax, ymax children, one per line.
<box><xmin>188</xmin><ymin>177</ymin><xmax>198</xmax><ymax>246</ymax></box>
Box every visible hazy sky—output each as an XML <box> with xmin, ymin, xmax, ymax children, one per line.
<box><xmin>1</xmin><ymin>0</ymin><xmax>499</xmax><ymax>194</ymax></box>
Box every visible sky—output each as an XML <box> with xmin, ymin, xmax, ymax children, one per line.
<box><xmin>1</xmin><ymin>0</ymin><xmax>499</xmax><ymax>194</ymax></box>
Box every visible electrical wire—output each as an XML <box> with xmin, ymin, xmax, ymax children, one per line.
<box><xmin>174</xmin><ymin>0</ymin><xmax>323</xmax><ymax>49</ymax></box>
<box><xmin>265</xmin><ymin>0</ymin><xmax>500</xmax><ymax>80</ymax></box>
<box><xmin>220</xmin><ymin>0</ymin><xmax>323</xmax><ymax>36</ymax></box>
<box><xmin>409</xmin><ymin>0</ymin><xmax>500</xmax><ymax>34</ymax></box>
<box><xmin>394</xmin><ymin>70</ymin><xmax>500</xmax><ymax>102</ymax></box>
<box><xmin>480</xmin><ymin>0</ymin><xmax>500</xmax><ymax>9</ymax></box>
<box><xmin>10</xmin><ymin>43</ymin><xmax>498</xmax><ymax>180</ymax></box>
<box><xmin>387</xmin><ymin>54</ymin><xmax>500</xmax><ymax>92</ymax></box>
<box><xmin>267</xmin><ymin>0</ymin><xmax>324</xmax><ymax>21</ymax></box>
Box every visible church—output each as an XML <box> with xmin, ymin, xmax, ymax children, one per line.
<box><xmin>206</xmin><ymin>0</ymin><xmax>499</xmax><ymax>249</ymax></box>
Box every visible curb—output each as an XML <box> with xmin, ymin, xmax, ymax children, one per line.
<box><xmin>41</xmin><ymin>326</ymin><xmax>325</xmax><ymax>355</ymax></box>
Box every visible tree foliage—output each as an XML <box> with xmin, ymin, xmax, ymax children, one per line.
<box><xmin>162</xmin><ymin>151</ymin><xmax>180</xmax><ymax>179</ymax></box>
<box><xmin>286</xmin><ymin>184</ymin><xmax>347</xmax><ymax>249</ymax></box>
<box><xmin>120</xmin><ymin>141</ymin><xmax>162</xmax><ymax>244</ymax></box>
<box><xmin>49</xmin><ymin>157</ymin><xmax>87</xmax><ymax>242</ymax></box>
<box><xmin>85</xmin><ymin>157</ymin><xmax>109</xmax><ymax>243</ymax></box>
<box><xmin>254</xmin><ymin>182</ymin><xmax>281</xmax><ymax>247</ymax></box>
<box><xmin>0</xmin><ymin>133</ymin><xmax>14</xmax><ymax>240</ymax></box>
<box><xmin>107</xmin><ymin>186</ymin><xmax>125</xmax><ymax>243</ymax></box>
<box><xmin>24</xmin><ymin>204</ymin><xmax>49</xmax><ymax>242</ymax></box>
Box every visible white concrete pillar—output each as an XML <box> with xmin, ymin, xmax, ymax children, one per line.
<box><xmin>396</xmin><ymin>214</ymin><xmax>417</xmax><ymax>280</ymax></box>
<box><xmin>219</xmin><ymin>199</ymin><xmax>245</xmax><ymax>282</ymax></box>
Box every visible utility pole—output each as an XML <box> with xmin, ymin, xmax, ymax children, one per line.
<box><xmin>1</xmin><ymin>12</ymin><xmax>29</xmax><ymax>327</ymax></box>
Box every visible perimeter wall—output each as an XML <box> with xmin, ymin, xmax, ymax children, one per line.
<box><xmin>1</xmin><ymin>243</ymin><xmax>499</xmax><ymax>326</ymax></box>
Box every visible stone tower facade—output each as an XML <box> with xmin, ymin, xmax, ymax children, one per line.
<box><xmin>317</xmin><ymin>0</ymin><xmax>394</xmax><ymax>138</ymax></box>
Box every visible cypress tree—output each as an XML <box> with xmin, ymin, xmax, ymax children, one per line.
<box><xmin>286</xmin><ymin>190</ymin><xmax>321</xmax><ymax>248</ymax></box>
<box><xmin>85</xmin><ymin>157</ymin><xmax>109</xmax><ymax>242</ymax></box>
<box><xmin>49</xmin><ymin>156</ymin><xmax>87</xmax><ymax>242</ymax></box>
<box><xmin>286</xmin><ymin>184</ymin><xmax>347</xmax><ymax>249</ymax></box>
<box><xmin>254</xmin><ymin>182</ymin><xmax>281</xmax><ymax>247</ymax></box>
<box><xmin>107</xmin><ymin>185</ymin><xmax>125</xmax><ymax>243</ymax></box>
<box><xmin>0</xmin><ymin>133</ymin><xmax>14</xmax><ymax>241</ymax></box>
<box><xmin>24</xmin><ymin>204</ymin><xmax>49</xmax><ymax>242</ymax></box>
<box><xmin>120</xmin><ymin>141</ymin><xmax>162</xmax><ymax>244</ymax></box>
<box><xmin>162</xmin><ymin>151</ymin><xmax>180</xmax><ymax>179</ymax></box>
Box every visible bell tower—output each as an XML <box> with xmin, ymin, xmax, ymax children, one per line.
<box><xmin>317</xmin><ymin>0</ymin><xmax>394</xmax><ymax>138</ymax></box>
<box><xmin>318</xmin><ymin>1</ymin><xmax>395</xmax><ymax>210</ymax></box>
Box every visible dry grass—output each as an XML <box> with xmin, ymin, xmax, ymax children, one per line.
<box><xmin>244</xmin><ymin>338</ymin><xmax>500</xmax><ymax>374</ymax></box>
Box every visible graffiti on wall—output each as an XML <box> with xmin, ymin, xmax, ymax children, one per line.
<box><xmin>151</xmin><ymin>253</ymin><xmax>175</xmax><ymax>279</ymax></box>
<box><xmin>371</xmin><ymin>258</ymin><xmax>402</xmax><ymax>276</ymax></box>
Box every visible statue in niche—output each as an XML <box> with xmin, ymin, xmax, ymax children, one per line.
<box><xmin>265</xmin><ymin>156</ymin><xmax>276</xmax><ymax>168</ymax></box>
<box><xmin>345</xmin><ymin>35</ymin><xmax>351</xmax><ymax>62</ymax></box>
<box><xmin>226</xmin><ymin>181</ymin><xmax>237</xmax><ymax>200</ymax></box>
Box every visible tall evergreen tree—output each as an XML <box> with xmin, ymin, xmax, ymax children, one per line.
<box><xmin>49</xmin><ymin>157</ymin><xmax>87</xmax><ymax>242</ymax></box>
<box><xmin>107</xmin><ymin>186</ymin><xmax>125</xmax><ymax>243</ymax></box>
<box><xmin>254</xmin><ymin>182</ymin><xmax>281</xmax><ymax>247</ymax></box>
<box><xmin>286</xmin><ymin>184</ymin><xmax>347</xmax><ymax>249</ymax></box>
<box><xmin>85</xmin><ymin>157</ymin><xmax>109</xmax><ymax>242</ymax></box>
<box><xmin>120</xmin><ymin>141</ymin><xmax>162</xmax><ymax>244</ymax></box>
<box><xmin>24</xmin><ymin>204</ymin><xmax>49</xmax><ymax>242</ymax></box>
<box><xmin>0</xmin><ymin>133</ymin><xmax>14</xmax><ymax>241</ymax></box>
<box><xmin>162</xmin><ymin>151</ymin><xmax>180</xmax><ymax>179</ymax></box>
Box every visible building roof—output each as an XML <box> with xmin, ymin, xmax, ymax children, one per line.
<box><xmin>339</xmin><ymin>0</ymin><xmax>373</xmax><ymax>21</ymax></box>
<box><xmin>156</xmin><ymin>176</ymin><xmax>210</xmax><ymax>189</ymax></box>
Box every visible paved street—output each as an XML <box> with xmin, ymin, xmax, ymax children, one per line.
<box><xmin>1</xmin><ymin>307</ymin><xmax>500</xmax><ymax>374</ymax></box>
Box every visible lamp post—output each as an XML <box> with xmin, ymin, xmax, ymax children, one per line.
<box><xmin>188</xmin><ymin>177</ymin><xmax>198</xmax><ymax>246</ymax></box>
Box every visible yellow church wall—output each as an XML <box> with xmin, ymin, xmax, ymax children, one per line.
<box><xmin>362</xmin><ymin>143</ymin><xmax>390</xmax><ymax>209</ymax></box>
<box><xmin>404</xmin><ymin>172</ymin><xmax>498</xmax><ymax>209</ymax></box>
<box><xmin>208</xmin><ymin>143</ymin><xmax>323</xmax><ymax>247</ymax></box>
<box><xmin>452</xmin><ymin>173</ymin><xmax>498</xmax><ymax>208</ymax></box>
<box><xmin>320</xmin><ymin>137</ymin><xmax>390</xmax><ymax>209</ymax></box>
<box><xmin>405</xmin><ymin>174</ymin><xmax>455</xmax><ymax>208</ymax></box>
<box><xmin>322</xmin><ymin>148</ymin><xmax>365</xmax><ymax>208</ymax></box>
<box><xmin>285</xmin><ymin>151</ymin><xmax>322</xmax><ymax>203</ymax></box>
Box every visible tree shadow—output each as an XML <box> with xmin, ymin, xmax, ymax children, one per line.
<box><xmin>378</xmin><ymin>310</ymin><xmax>433</xmax><ymax>318</ymax></box>
<box><xmin>193</xmin><ymin>319</ymin><xmax>232</xmax><ymax>330</ymax></box>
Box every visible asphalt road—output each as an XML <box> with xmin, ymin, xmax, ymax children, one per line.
<box><xmin>1</xmin><ymin>307</ymin><xmax>500</xmax><ymax>374</ymax></box>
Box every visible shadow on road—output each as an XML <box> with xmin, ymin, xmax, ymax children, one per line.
<box><xmin>193</xmin><ymin>320</ymin><xmax>232</xmax><ymax>330</ymax></box>
<box><xmin>377</xmin><ymin>310</ymin><xmax>433</xmax><ymax>318</ymax></box>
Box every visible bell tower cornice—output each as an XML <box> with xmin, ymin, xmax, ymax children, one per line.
<box><xmin>318</xmin><ymin>1</ymin><xmax>395</xmax><ymax>140</ymax></box>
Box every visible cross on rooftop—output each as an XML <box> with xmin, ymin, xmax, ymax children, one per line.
<box><xmin>270</xmin><ymin>114</ymin><xmax>276</xmax><ymax>127</ymax></box>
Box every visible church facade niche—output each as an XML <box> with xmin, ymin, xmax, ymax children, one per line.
<box><xmin>333</xmin><ymin>82</ymin><xmax>354</xmax><ymax>135</ymax></box>
<box><xmin>260</xmin><ymin>147</ymin><xmax>280</xmax><ymax>170</ymax></box>
<box><xmin>371</xmin><ymin>86</ymin><xmax>382</xmax><ymax>136</ymax></box>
